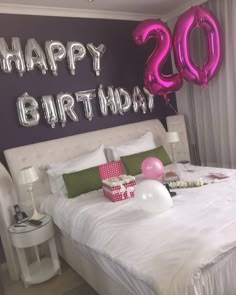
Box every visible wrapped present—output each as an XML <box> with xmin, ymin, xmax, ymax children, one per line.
<box><xmin>99</xmin><ymin>161</ymin><xmax>136</xmax><ymax>202</ymax></box>
<box><xmin>102</xmin><ymin>175</ymin><xmax>136</xmax><ymax>202</ymax></box>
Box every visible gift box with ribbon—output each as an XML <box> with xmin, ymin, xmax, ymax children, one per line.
<box><xmin>99</xmin><ymin>161</ymin><xmax>136</xmax><ymax>202</ymax></box>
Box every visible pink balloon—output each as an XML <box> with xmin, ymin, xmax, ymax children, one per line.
<box><xmin>141</xmin><ymin>157</ymin><xmax>164</xmax><ymax>180</ymax></box>
<box><xmin>133</xmin><ymin>19</ymin><xmax>183</xmax><ymax>102</ymax></box>
<box><xmin>173</xmin><ymin>6</ymin><xmax>222</xmax><ymax>87</ymax></box>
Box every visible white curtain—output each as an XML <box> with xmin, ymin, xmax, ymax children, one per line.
<box><xmin>169</xmin><ymin>0</ymin><xmax>236</xmax><ymax>168</ymax></box>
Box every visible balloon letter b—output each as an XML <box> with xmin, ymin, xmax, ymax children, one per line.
<box><xmin>17</xmin><ymin>93</ymin><xmax>40</xmax><ymax>127</ymax></box>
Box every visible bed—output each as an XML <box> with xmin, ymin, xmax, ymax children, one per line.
<box><xmin>1</xmin><ymin>115</ymin><xmax>236</xmax><ymax>295</ymax></box>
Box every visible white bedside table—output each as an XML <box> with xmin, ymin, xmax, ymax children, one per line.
<box><xmin>9</xmin><ymin>215</ymin><xmax>61</xmax><ymax>287</ymax></box>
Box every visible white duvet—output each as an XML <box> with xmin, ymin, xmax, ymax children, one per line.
<box><xmin>41</xmin><ymin>164</ymin><xmax>236</xmax><ymax>295</ymax></box>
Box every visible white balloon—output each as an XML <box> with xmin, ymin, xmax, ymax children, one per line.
<box><xmin>135</xmin><ymin>180</ymin><xmax>173</xmax><ymax>214</ymax></box>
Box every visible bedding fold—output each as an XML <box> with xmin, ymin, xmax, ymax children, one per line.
<box><xmin>41</xmin><ymin>164</ymin><xmax>236</xmax><ymax>295</ymax></box>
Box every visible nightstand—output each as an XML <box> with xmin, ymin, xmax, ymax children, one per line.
<box><xmin>9</xmin><ymin>215</ymin><xmax>61</xmax><ymax>287</ymax></box>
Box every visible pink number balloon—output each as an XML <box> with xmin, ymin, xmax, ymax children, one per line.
<box><xmin>141</xmin><ymin>157</ymin><xmax>164</xmax><ymax>180</ymax></box>
<box><xmin>133</xmin><ymin>19</ymin><xmax>183</xmax><ymax>102</ymax></box>
<box><xmin>173</xmin><ymin>6</ymin><xmax>222</xmax><ymax>87</ymax></box>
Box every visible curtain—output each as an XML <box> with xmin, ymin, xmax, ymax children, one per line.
<box><xmin>169</xmin><ymin>0</ymin><xmax>236</xmax><ymax>168</ymax></box>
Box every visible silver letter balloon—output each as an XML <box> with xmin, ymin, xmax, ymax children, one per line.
<box><xmin>41</xmin><ymin>95</ymin><xmax>58</xmax><ymax>128</ymax></box>
<box><xmin>143</xmin><ymin>87</ymin><xmax>155</xmax><ymax>112</ymax></box>
<box><xmin>56</xmin><ymin>93</ymin><xmax>79</xmax><ymax>127</ymax></box>
<box><xmin>98</xmin><ymin>84</ymin><xmax>118</xmax><ymax>116</ymax></box>
<box><xmin>87</xmin><ymin>43</ymin><xmax>106</xmax><ymax>76</ymax></box>
<box><xmin>25</xmin><ymin>38</ymin><xmax>48</xmax><ymax>74</ymax></box>
<box><xmin>132</xmin><ymin>86</ymin><xmax>147</xmax><ymax>114</ymax></box>
<box><xmin>17</xmin><ymin>93</ymin><xmax>40</xmax><ymax>127</ymax></box>
<box><xmin>75</xmin><ymin>89</ymin><xmax>96</xmax><ymax>121</ymax></box>
<box><xmin>114</xmin><ymin>87</ymin><xmax>132</xmax><ymax>115</ymax></box>
<box><xmin>16</xmin><ymin>84</ymin><xmax>156</xmax><ymax>128</ymax></box>
<box><xmin>0</xmin><ymin>37</ymin><xmax>26</xmax><ymax>76</ymax></box>
<box><xmin>45</xmin><ymin>41</ymin><xmax>66</xmax><ymax>76</ymax></box>
<box><xmin>67</xmin><ymin>42</ymin><xmax>86</xmax><ymax>75</ymax></box>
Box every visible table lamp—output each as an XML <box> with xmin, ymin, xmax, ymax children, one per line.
<box><xmin>19</xmin><ymin>166</ymin><xmax>45</xmax><ymax>220</ymax></box>
<box><xmin>166</xmin><ymin>132</ymin><xmax>180</xmax><ymax>163</ymax></box>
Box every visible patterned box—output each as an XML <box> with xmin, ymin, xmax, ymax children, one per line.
<box><xmin>99</xmin><ymin>161</ymin><xmax>136</xmax><ymax>202</ymax></box>
<box><xmin>99</xmin><ymin>160</ymin><xmax>125</xmax><ymax>180</ymax></box>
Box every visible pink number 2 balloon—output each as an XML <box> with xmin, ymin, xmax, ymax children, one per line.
<box><xmin>173</xmin><ymin>6</ymin><xmax>222</xmax><ymax>87</ymax></box>
<box><xmin>133</xmin><ymin>19</ymin><xmax>183</xmax><ymax>102</ymax></box>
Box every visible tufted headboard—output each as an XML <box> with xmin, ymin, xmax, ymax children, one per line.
<box><xmin>4</xmin><ymin>119</ymin><xmax>171</xmax><ymax>205</ymax></box>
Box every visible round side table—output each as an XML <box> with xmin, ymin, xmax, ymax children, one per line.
<box><xmin>9</xmin><ymin>215</ymin><xmax>61</xmax><ymax>287</ymax></box>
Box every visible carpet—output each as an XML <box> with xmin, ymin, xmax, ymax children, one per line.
<box><xmin>63</xmin><ymin>282</ymin><xmax>98</xmax><ymax>295</ymax></box>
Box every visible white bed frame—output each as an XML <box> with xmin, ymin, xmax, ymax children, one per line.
<box><xmin>0</xmin><ymin>115</ymin><xmax>190</xmax><ymax>294</ymax></box>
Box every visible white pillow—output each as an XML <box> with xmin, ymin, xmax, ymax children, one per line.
<box><xmin>47</xmin><ymin>144</ymin><xmax>107</xmax><ymax>196</ymax></box>
<box><xmin>107</xmin><ymin>131</ymin><xmax>156</xmax><ymax>161</ymax></box>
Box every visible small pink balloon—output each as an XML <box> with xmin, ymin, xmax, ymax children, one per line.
<box><xmin>141</xmin><ymin>157</ymin><xmax>164</xmax><ymax>180</ymax></box>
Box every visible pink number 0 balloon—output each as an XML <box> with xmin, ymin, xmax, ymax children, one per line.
<box><xmin>133</xmin><ymin>19</ymin><xmax>183</xmax><ymax>102</ymax></box>
<box><xmin>173</xmin><ymin>6</ymin><xmax>222</xmax><ymax>87</ymax></box>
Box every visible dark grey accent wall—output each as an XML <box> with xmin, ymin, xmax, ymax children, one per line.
<box><xmin>0</xmin><ymin>13</ymin><xmax>177</xmax><ymax>263</ymax></box>
<box><xmin>0</xmin><ymin>13</ymin><xmax>177</xmax><ymax>166</ymax></box>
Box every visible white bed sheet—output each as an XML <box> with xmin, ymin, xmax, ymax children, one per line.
<box><xmin>41</xmin><ymin>164</ymin><xmax>236</xmax><ymax>295</ymax></box>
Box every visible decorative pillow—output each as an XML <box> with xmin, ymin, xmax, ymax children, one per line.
<box><xmin>106</xmin><ymin>131</ymin><xmax>156</xmax><ymax>161</ymax></box>
<box><xmin>47</xmin><ymin>144</ymin><xmax>107</xmax><ymax>196</ymax></box>
<box><xmin>47</xmin><ymin>145</ymin><xmax>105</xmax><ymax>170</ymax></box>
<box><xmin>121</xmin><ymin>146</ymin><xmax>172</xmax><ymax>176</ymax></box>
<box><xmin>63</xmin><ymin>166</ymin><xmax>102</xmax><ymax>198</ymax></box>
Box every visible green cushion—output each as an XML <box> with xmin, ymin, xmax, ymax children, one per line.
<box><xmin>63</xmin><ymin>166</ymin><xmax>102</xmax><ymax>198</ymax></box>
<box><xmin>121</xmin><ymin>146</ymin><xmax>172</xmax><ymax>176</ymax></box>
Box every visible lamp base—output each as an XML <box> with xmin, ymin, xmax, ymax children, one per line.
<box><xmin>30</xmin><ymin>209</ymin><xmax>45</xmax><ymax>220</ymax></box>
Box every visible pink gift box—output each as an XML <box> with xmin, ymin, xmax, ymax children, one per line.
<box><xmin>102</xmin><ymin>181</ymin><xmax>136</xmax><ymax>202</ymax></box>
<box><xmin>99</xmin><ymin>161</ymin><xmax>136</xmax><ymax>202</ymax></box>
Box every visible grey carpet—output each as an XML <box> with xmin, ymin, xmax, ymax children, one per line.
<box><xmin>63</xmin><ymin>282</ymin><xmax>98</xmax><ymax>295</ymax></box>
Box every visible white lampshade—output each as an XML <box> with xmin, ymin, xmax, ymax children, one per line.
<box><xmin>19</xmin><ymin>166</ymin><xmax>39</xmax><ymax>185</ymax></box>
<box><xmin>166</xmin><ymin>132</ymin><xmax>180</xmax><ymax>144</ymax></box>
